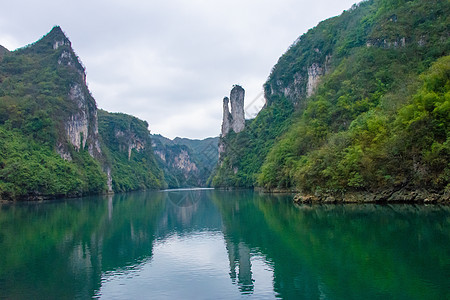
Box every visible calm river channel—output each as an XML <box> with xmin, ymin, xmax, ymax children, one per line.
<box><xmin>0</xmin><ymin>189</ymin><xmax>448</xmax><ymax>299</ymax></box>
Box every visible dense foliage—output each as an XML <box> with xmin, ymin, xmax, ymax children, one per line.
<box><xmin>259</xmin><ymin>55</ymin><xmax>450</xmax><ymax>193</ymax></box>
<box><xmin>213</xmin><ymin>0</ymin><xmax>450</xmax><ymax>194</ymax></box>
<box><xmin>0</xmin><ymin>126</ymin><xmax>106</xmax><ymax>200</ymax></box>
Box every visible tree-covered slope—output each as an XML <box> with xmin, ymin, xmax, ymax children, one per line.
<box><xmin>98</xmin><ymin>110</ymin><xmax>166</xmax><ymax>192</ymax></box>
<box><xmin>0</xmin><ymin>27</ymin><xmax>165</xmax><ymax>200</ymax></box>
<box><xmin>213</xmin><ymin>0</ymin><xmax>450</xmax><ymax>199</ymax></box>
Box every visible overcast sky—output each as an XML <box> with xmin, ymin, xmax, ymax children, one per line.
<box><xmin>0</xmin><ymin>0</ymin><xmax>357</xmax><ymax>139</ymax></box>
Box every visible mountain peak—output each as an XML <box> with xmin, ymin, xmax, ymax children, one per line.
<box><xmin>46</xmin><ymin>26</ymin><xmax>71</xmax><ymax>50</ymax></box>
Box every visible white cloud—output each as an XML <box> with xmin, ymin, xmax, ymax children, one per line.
<box><xmin>0</xmin><ymin>0</ymin><xmax>357</xmax><ymax>139</ymax></box>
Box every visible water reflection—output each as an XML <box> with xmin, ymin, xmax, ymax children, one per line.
<box><xmin>0</xmin><ymin>191</ymin><xmax>165</xmax><ymax>299</ymax></box>
<box><xmin>0</xmin><ymin>190</ymin><xmax>448</xmax><ymax>299</ymax></box>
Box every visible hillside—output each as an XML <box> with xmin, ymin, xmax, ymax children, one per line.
<box><xmin>151</xmin><ymin>134</ymin><xmax>218</xmax><ymax>188</ymax></box>
<box><xmin>0</xmin><ymin>27</ymin><xmax>165</xmax><ymax>200</ymax></box>
<box><xmin>212</xmin><ymin>0</ymin><xmax>450</xmax><ymax>201</ymax></box>
<box><xmin>99</xmin><ymin>111</ymin><xmax>165</xmax><ymax>192</ymax></box>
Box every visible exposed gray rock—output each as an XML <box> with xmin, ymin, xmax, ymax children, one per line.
<box><xmin>88</xmin><ymin>110</ymin><xmax>102</xmax><ymax>157</ymax></box>
<box><xmin>230</xmin><ymin>85</ymin><xmax>245</xmax><ymax>134</ymax></box>
<box><xmin>113</xmin><ymin>129</ymin><xmax>145</xmax><ymax>160</ymax></box>
<box><xmin>173</xmin><ymin>150</ymin><xmax>198</xmax><ymax>177</ymax></box>
<box><xmin>64</xmin><ymin>83</ymin><xmax>102</xmax><ymax>159</ymax></box>
<box><xmin>293</xmin><ymin>188</ymin><xmax>450</xmax><ymax>204</ymax></box>
<box><xmin>56</xmin><ymin>142</ymin><xmax>72</xmax><ymax>161</ymax></box>
<box><xmin>366</xmin><ymin>37</ymin><xmax>408</xmax><ymax>49</ymax></box>
<box><xmin>65</xmin><ymin>84</ymin><xmax>89</xmax><ymax>151</ymax></box>
<box><xmin>219</xmin><ymin>85</ymin><xmax>246</xmax><ymax>158</ymax></box>
<box><xmin>127</xmin><ymin>136</ymin><xmax>145</xmax><ymax>160</ymax></box>
<box><xmin>155</xmin><ymin>150</ymin><xmax>166</xmax><ymax>162</ymax></box>
<box><xmin>221</xmin><ymin>97</ymin><xmax>232</xmax><ymax>138</ymax></box>
<box><xmin>307</xmin><ymin>63</ymin><xmax>324</xmax><ymax>97</ymax></box>
<box><xmin>104</xmin><ymin>167</ymin><xmax>113</xmax><ymax>193</ymax></box>
<box><xmin>53</xmin><ymin>39</ymin><xmax>70</xmax><ymax>50</ymax></box>
<box><xmin>265</xmin><ymin>52</ymin><xmax>331</xmax><ymax>106</ymax></box>
<box><xmin>220</xmin><ymin>85</ymin><xmax>245</xmax><ymax>138</ymax></box>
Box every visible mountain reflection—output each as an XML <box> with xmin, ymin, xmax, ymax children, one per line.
<box><xmin>0</xmin><ymin>190</ymin><xmax>449</xmax><ymax>299</ymax></box>
<box><xmin>0</xmin><ymin>191</ymin><xmax>165</xmax><ymax>299</ymax></box>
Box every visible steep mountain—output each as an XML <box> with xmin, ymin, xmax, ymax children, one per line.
<box><xmin>151</xmin><ymin>134</ymin><xmax>218</xmax><ymax>188</ymax></box>
<box><xmin>0</xmin><ymin>26</ymin><xmax>165</xmax><ymax>200</ymax></box>
<box><xmin>213</xmin><ymin>0</ymin><xmax>450</xmax><ymax>201</ymax></box>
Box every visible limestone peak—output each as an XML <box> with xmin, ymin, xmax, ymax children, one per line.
<box><xmin>46</xmin><ymin>26</ymin><xmax>71</xmax><ymax>50</ymax></box>
<box><xmin>220</xmin><ymin>85</ymin><xmax>245</xmax><ymax>138</ymax></box>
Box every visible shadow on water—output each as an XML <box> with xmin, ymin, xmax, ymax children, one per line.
<box><xmin>0</xmin><ymin>189</ymin><xmax>449</xmax><ymax>299</ymax></box>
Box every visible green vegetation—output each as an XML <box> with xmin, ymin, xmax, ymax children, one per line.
<box><xmin>259</xmin><ymin>55</ymin><xmax>450</xmax><ymax>193</ymax></box>
<box><xmin>0</xmin><ymin>126</ymin><xmax>106</xmax><ymax>200</ymax></box>
<box><xmin>0</xmin><ymin>26</ymin><xmax>165</xmax><ymax>200</ymax></box>
<box><xmin>213</xmin><ymin>0</ymin><xmax>450</xmax><ymax>196</ymax></box>
<box><xmin>98</xmin><ymin>110</ymin><xmax>165</xmax><ymax>192</ymax></box>
<box><xmin>210</xmin><ymin>96</ymin><xmax>293</xmax><ymax>187</ymax></box>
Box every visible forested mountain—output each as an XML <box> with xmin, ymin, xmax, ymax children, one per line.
<box><xmin>151</xmin><ymin>134</ymin><xmax>218</xmax><ymax>188</ymax></box>
<box><xmin>212</xmin><ymin>0</ymin><xmax>450</xmax><ymax>201</ymax></box>
<box><xmin>0</xmin><ymin>26</ymin><xmax>165</xmax><ymax>200</ymax></box>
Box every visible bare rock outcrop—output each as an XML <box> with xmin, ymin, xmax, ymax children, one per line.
<box><xmin>306</xmin><ymin>63</ymin><xmax>324</xmax><ymax>97</ymax></box>
<box><xmin>229</xmin><ymin>85</ymin><xmax>245</xmax><ymax>133</ymax></box>
<box><xmin>219</xmin><ymin>85</ymin><xmax>246</xmax><ymax>158</ymax></box>
<box><xmin>220</xmin><ymin>85</ymin><xmax>245</xmax><ymax>138</ymax></box>
<box><xmin>221</xmin><ymin>97</ymin><xmax>232</xmax><ymax>137</ymax></box>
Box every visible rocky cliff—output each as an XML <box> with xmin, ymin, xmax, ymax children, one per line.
<box><xmin>220</xmin><ymin>85</ymin><xmax>245</xmax><ymax>137</ymax></box>
<box><xmin>219</xmin><ymin>85</ymin><xmax>246</xmax><ymax>159</ymax></box>
<box><xmin>21</xmin><ymin>27</ymin><xmax>104</xmax><ymax>162</ymax></box>
<box><xmin>264</xmin><ymin>49</ymin><xmax>331</xmax><ymax>107</ymax></box>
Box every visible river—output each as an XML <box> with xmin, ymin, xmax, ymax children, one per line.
<box><xmin>0</xmin><ymin>189</ymin><xmax>448</xmax><ymax>299</ymax></box>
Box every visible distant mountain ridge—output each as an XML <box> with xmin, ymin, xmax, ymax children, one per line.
<box><xmin>151</xmin><ymin>134</ymin><xmax>218</xmax><ymax>188</ymax></box>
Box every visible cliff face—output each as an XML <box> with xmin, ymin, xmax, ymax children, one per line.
<box><xmin>35</xmin><ymin>27</ymin><xmax>103</xmax><ymax>162</ymax></box>
<box><xmin>264</xmin><ymin>50</ymin><xmax>331</xmax><ymax>106</ymax></box>
<box><xmin>221</xmin><ymin>97</ymin><xmax>232</xmax><ymax>138</ymax></box>
<box><xmin>229</xmin><ymin>85</ymin><xmax>245</xmax><ymax>133</ymax></box>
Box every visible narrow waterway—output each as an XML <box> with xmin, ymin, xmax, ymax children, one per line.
<box><xmin>0</xmin><ymin>189</ymin><xmax>448</xmax><ymax>299</ymax></box>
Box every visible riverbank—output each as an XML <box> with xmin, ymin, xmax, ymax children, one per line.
<box><xmin>293</xmin><ymin>187</ymin><xmax>450</xmax><ymax>204</ymax></box>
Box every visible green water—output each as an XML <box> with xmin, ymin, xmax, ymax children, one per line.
<box><xmin>0</xmin><ymin>189</ymin><xmax>448</xmax><ymax>299</ymax></box>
